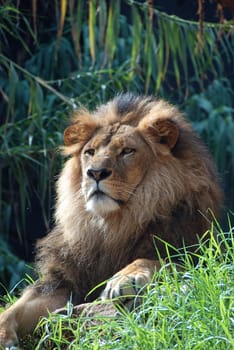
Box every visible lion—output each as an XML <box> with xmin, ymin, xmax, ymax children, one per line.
<box><xmin>0</xmin><ymin>93</ymin><xmax>223</xmax><ymax>347</ymax></box>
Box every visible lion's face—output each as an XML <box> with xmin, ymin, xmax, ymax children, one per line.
<box><xmin>62</xmin><ymin>96</ymin><xmax>183</xmax><ymax>218</ymax></box>
<box><xmin>80</xmin><ymin>124</ymin><xmax>151</xmax><ymax>215</ymax></box>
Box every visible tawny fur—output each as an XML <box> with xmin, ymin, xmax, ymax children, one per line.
<box><xmin>0</xmin><ymin>94</ymin><xmax>223</xmax><ymax>346</ymax></box>
<box><xmin>35</xmin><ymin>94</ymin><xmax>222</xmax><ymax>301</ymax></box>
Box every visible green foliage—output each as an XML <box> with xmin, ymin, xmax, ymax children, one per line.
<box><xmin>185</xmin><ymin>79</ymin><xmax>234</xmax><ymax>202</ymax></box>
<box><xmin>0</xmin><ymin>237</ymin><xmax>32</xmax><ymax>294</ymax></box>
<box><xmin>15</xmin><ymin>225</ymin><xmax>234</xmax><ymax>349</ymax></box>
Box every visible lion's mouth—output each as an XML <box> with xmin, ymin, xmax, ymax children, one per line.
<box><xmin>85</xmin><ymin>186</ymin><xmax>124</xmax><ymax>215</ymax></box>
<box><xmin>88</xmin><ymin>188</ymin><xmax>124</xmax><ymax>206</ymax></box>
<box><xmin>89</xmin><ymin>189</ymin><xmax>106</xmax><ymax>199</ymax></box>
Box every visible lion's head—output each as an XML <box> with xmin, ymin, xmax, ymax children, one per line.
<box><xmin>55</xmin><ymin>94</ymin><xmax>222</xmax><ymax>251</ymax></box>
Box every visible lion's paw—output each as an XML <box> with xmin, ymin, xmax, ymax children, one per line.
<box><xmin>0</xmin><ymin>313</ymin><xmax>19</xmax><ymax>348</ymax></box>
<box><xmin>101</xmin><ymin>267</ymin><xmax>152</xmax><ymax>302</ymax></box>
<box><xmin>0</xmin><ymin>326</ymin><xmax>19</xmax><ymax>348</ymax></box>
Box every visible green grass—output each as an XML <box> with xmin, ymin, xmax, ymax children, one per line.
<box><xmin>1</xmin><ymin>225</ymin><xmax>233</xmax><ymax>350</ymax></box>
<box><xmin>1</xmin><ymin>0</ymin><xmax>234</xmax><ymax>265</ymax></box>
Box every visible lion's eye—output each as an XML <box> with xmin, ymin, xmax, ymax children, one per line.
<box><xmin>85</xmin><ymin>148</ymin><xmax>95</xmax><ymax>156</ymax></box>
<box><xmin>120</xmin><ymin>148</ymin><xmax>135</xmax><ymax>157</ymax></box>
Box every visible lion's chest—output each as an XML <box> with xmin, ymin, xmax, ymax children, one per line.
<box><xmin>68</xmin><ymin>231</ymin><xmax>156</xmax><ymax>302</ymax></box>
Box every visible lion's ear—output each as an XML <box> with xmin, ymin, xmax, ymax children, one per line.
<box><xmin>64</xmin><ymin>113</ymin><xmax>97</xmax><ymax>147</ymax></box>
<box><xmin>138</xmin><ymin>118</ymin><xmax>179</xmax><ymax>150</ymax></box>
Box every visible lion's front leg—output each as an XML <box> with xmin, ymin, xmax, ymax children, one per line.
<box><xmin>0</xmin><ymin>285</ymin><xmax>69</xmax><ymax>347</ymax></box>
<box><xmin>101</xmin><ymin>259</ymin><xmax>161</xmax><ymax>303</ymax></box>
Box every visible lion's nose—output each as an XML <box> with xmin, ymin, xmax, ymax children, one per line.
<box><xmin>87</xmin><ymin>168</ymin><xmax>112</xmax><ymax>182</ymax></box>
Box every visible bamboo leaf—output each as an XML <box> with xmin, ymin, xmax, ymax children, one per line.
<box><xmin>130</xmin><ymin>5</ymin><xmax>142</xmax><ymax>79</ymax></box>
<box><xmin>168</xmin><ymin>20</ymin><xmax>180</xmax><ymax>87</ymax></box>
<box><xmin>186</xmin><ymin>29</ymin><xmax>200</xmax><ymax>84</ymax></box>
<box><xmin>104</xmin><ymin>0</ymin><xmax>120</xmax><ymax>65</ymax></box>
<box><xmin>32</xmin><ymin>0</ymin><xmax>37</xmax><ymax>39</ymax></box>
<box><xmin>156</xmin><ymin>16</ymin><xmax>168</xmax><ymax>92</ymax></box>
<box><xmin>69</xmin><ymin>0</ymin><xmax>83</xmax><ymax>63</ymax></box>
<box><xmin>57</xmin><ymin>0</ymin><xmax>67</xmax><ymax>50</ymax></box>
<box><xmin>178</xmin><ymin>26</ymin><xmax>188</xmax><ymax>89</ymax></box>
<box><xmin>143</xmin><ymin>12</ymin><xmax>154</xmax><ymax>92</ymax></box>
<box><xmin>7</xmin><ymin>63</ymin><xmax>19</xmax><ymax>122</ymax></box>
<box><xmin>89</xmin><ymin>0</ymin><xmax>97</xmax><ymax>65</ymax></box>
<box><xmin>99</xmin><ymin>0</ymin><xmax>107</xmax><ymax>48</ymax></box>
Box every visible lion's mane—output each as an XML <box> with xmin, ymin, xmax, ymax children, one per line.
<box><xmin>36</xmin><ymin>94</ymin><xmax>223</xmax><ymax>303</ymax></box>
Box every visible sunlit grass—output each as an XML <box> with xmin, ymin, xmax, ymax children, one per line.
<box><xmin>8</xmin><ymin>224</ymin><xmax>232</xmax><ymax>350</ymax></box>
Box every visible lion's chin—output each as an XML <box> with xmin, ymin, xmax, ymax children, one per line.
<box><xmin>86</xmin><ymin>195</ymin><xmax>120</xmax><ymax>216</ymax></box>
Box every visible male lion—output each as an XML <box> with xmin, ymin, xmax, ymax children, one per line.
<box><xmin>0</xmin><ymin>94</ymin><xmax>223</xmax><ymax>347</ymax></box>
